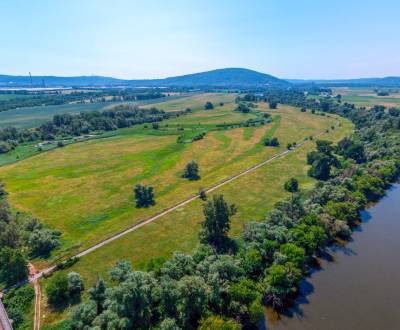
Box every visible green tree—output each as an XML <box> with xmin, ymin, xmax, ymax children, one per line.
<box><xmin>109</xmin><ymin>260</ymin><xmax>132</xmax><ymax>282</ymax></box>
<box><xmin>239</xmin><ymin>248</ymin><xmax>263</xmax><ymax>279</ymax></box>
<box><xmin>70</xmin><ymin>300</ymin><xmax>97</xmax><ymax>329</ymax></box>
<box><xmin>235</xmin><ymin>103</ymin><xmax>250</xmax><ymax>113</ymax></box>
<box><xmin>182</xmin><ymin>161</ymin><xmax>200</xmax><ymax>180</ymax></box>
<box><xmin>264</xmin><ymin>263</ymin><xmax>302</xmax><ymax>309</ymax></box>
<box><xmin>103</xmin><ymin>271</ymin><xmax>156</xmax><ymax>329</ymax></box>
<box><xmin>28</xmin><ymin>228</ymin><xmax>61</xmax><ymax>257</ymax></box>
<box><xmin>269</xmin><ymin>101</ymin><xmax>278</xmax><ymax>109</ymax></box>
<box><xmin>46</xmin><ymin>272</ymin><xmax>70</xmax><ymax>306</ymax></box>
<box><xmin>336</xmin><ymin>137</ymin><xmax>366</xmax><ymax>163</ymax></box>
<box><xmin>325</xmin><ymin>201</ymin><xmax>359</xmax><ymax>226</ymax></box>
<box><xmin>200</xmin><ymin>195</ymin><xmax>236</xmax><ymax>251</ymax></box>
<box><xmin>204</xmin><ymin>101</ymin><xmax>214</xmax><ymax>110</ymax></box>
<box><xmin>176</xmin><ymin>276</ymin><xmax>210</xmax><ymax>328</ymax></box>
<box><xmin>134</xmin><ymin>184</ymin><xmax>155</xmax><ymax>208</ymax></box>
<box><xmin>68</xmin><ymin>272</ymin><xmax>84</xmax><ymax>295</ymax></box>
<box><xmin>279</xmin><ymin>243</ymin><xmax>306</xmax><ymax>268</ymax></box>
<box><xmin>88</xmin><ymin>278</ymin><xmax>106</xmax><ymax>314</ymax></box>
<box><xmin>264</xmin><ymin>137</ymin><xmax>279</xmax><ymax>147</ymax></box>
<box><xmin>289</xmin><ymin>224</ymin><xmax>327</xmax><ymax>255</ymax></box>
<box><xmin>284</xmin><ymin>178</ymin><xmax>299</xmax><ymax>193</ymax></box>
<box><xmin>0</xmin><ymin>248</ymin><xmax>28</xmax><ymax>286</ymax></box>
<box><xmin>0</xmin><ymin>182</ymin><xmax>6</xmax><ymax>199</ymax></box>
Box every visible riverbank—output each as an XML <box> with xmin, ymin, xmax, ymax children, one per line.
<box><xmin>265</xmin><ymin>183</ymin><xmax>400</xmax><ymax>330</ymax></box>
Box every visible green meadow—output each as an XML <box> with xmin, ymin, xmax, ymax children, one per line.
<box><xmin>0</xmin><ymin>93</ymin><xmax>189</xmax><ymax>129</ymax></box>
<box><xmin>0</xmin><ymin>92</ymin><xmax>353</xmax><ymax>328</ymax></box>
<box><xmin>0</xmin><ymin>93</ymin><xmax>352</xmax><ymax>276</ymax></box>
<box><xmin>35</xmin><ymin>98</ymin><xmax>352</xmax><ymax>329</ymax></box>
<box><xmin>332</xmin><ymin>87</ymin><xmax>400</xmax><ymax>108</ymax></box>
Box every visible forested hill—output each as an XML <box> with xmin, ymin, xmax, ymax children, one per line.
<box><xmin>0</xmin><ymin>68</ymin><xmax>290</xmax><ymax>88</ymax></box>
<box><xmin>147</xmin><ymin>68</ymin><xmax>290</xmax><ymax>87</ymax></box>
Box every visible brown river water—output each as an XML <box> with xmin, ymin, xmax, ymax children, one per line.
<box><xmin>262</xmin><ymin>183</ymin><xmax>400</xmax><ymax>330</ymax></box>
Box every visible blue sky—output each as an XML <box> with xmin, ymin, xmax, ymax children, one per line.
<box><xmin>1</xmin><ymin>0</ymin><xmax>400</xmax><ymax>79</ymax></box>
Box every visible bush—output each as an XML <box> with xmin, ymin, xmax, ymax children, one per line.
<box><xmin>0</xmin><ymin>141</ymin><xmax>13</xmax><ymax>154</ymax></box>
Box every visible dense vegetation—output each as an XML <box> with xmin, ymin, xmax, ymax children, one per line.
<box><xmin>3</xmin><ymin>285</ymin><xmax>35</xmax><ymax>328</ymax></box>
<box><xmin>65</xmin><ymin>91</ymin><xmax>399</xmax><ymax>329</ymax></box>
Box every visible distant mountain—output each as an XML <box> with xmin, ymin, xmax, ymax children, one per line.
<box><xmin>141</xmin><ymin>68</ymin><xmax>290</xmax><ymax>88</ymax></box>
<box><xmin>0</xmin><ymin>68</ymin><xmax>290</xmax><ymax>88</ymax></box>
<box><xmin>288</xmin><ymin>77</ymin><xmax>400</xmax><ymax>87</ymax></box>
<box><xmin>0</xmin><ymin>75</ymin><xmax>124</xmax><ymax>88</ymax></box>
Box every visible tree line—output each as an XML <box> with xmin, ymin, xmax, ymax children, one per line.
<box><xmin>0</xmin><ymin>90</ymin><xmax>165</xmax><ymax>113</ymax></box>
<box><xmin>0</xmin><ymin>105</ymin><xmax>184</xmax><ymax>154</ymax></box>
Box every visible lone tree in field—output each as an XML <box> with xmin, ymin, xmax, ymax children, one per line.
<box><xmin>200</xmin><ymin>195</ymin><xmax>237</xmax><ymax>252</ymax></box>
<box><xmin>264</xmin><ymin>137</ymin><xmax>280</xmax><ymax>147</ymax></box>
<box><xmin>182</xmin><ymin>161</ymin><xmax>200</xmax><ymax>180</ymax></box>
<box><xmin>269</xmin><ymin>101</ymin><xmax>278</xmax><ymax>109</ymax></box>
<box><xmin>284</xmin><ymin>178</ymin><xmax>299</xmax><ymax>193</ymax></box>
<box><xmin>204</xmin><ymin>101</ymin><xmax>214</xmax><ymax>110</ymax></box>
<box><xmin>134</xmin><ymin>184</ymin><xmax>155</xmax><ymax>208</ymax></box>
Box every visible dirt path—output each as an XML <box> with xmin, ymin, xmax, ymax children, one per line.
<box><xmin>29</xmin><ymin>263</ymin><xmax>41</xmax><ymax>330</ymax></box>
<box><xmin>32</xmin><ymin>121</ymin><xmax>339</xmax><ymax>279</ymax></box>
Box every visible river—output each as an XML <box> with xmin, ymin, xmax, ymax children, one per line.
<box><xmin>264</xmin><ymin>183</ymin><xmax>400</xmax><ymax>330</ymax></box>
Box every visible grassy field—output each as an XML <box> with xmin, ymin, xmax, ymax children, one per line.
<box><xmin>0</xmin><ymin>93</ymin><xmax>190</xmax><ymax>129</ymax></box>
<box><xmin>0</xmin><ymin>92</ymin><xmax>353</xmax><ymax>328</ymax></box>
<box><xmin>332</xmin><ymin>87</ymin><xmax>400</xmax><ymax>108</ymax></box>
<box><xmin>0</xmin><ymin>93</ymin><xmax>345</xmax><ymax>264</ymax></box>
<box><xmin>59</xmin><ymin>111</ymin><xmax>351</xmax><ymax>282</ymax></box>
<box><xmin>38</xmin><ymin>103</ymin><xmax>352</xmax><ymax>329</ymax></box>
